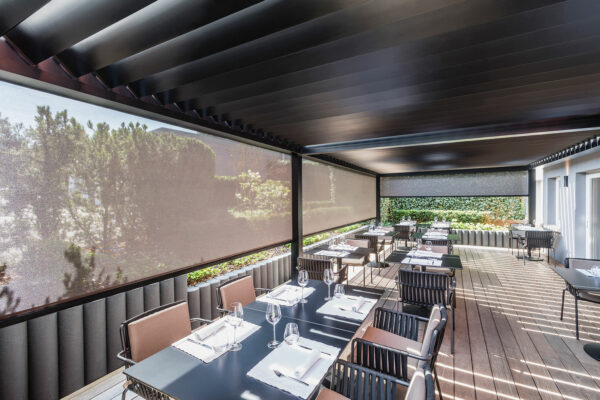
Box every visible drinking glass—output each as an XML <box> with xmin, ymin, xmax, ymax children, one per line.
<box><xmin>334</xmin><ymin>284</ymin><xmax>345</xmax><ymax>299</ymax></box>
<box><xmin>226</xmin><ymin>302</ymin><xmax>244</xmax><ymax>351</ymax></box>
<box><xmin>417</xmin><ymin>238</ymin><xmax>422</xmax><ymax>249</ymax></box>
<box><xmin>323</xmin><ymin>268</ymin><xmax>334</xmax><ymax>300</ymax></box>
<box><xmin>284</xmin><ymin>323</ymin><xmax>299</xmax><ymax>346</ymax></box>
<box><xmin>402</xmin><ymin>215</ymin><xmax>406</xmax><ymax>222</ymax></box>
<box><xmin>426</xmin><ymin>240</ymin><xmax>432</xmax><ymax>251</ymax></box>
<box><xmin>298</xmin><ymin>270</ymin><xmax>309</xmax><ymax>304</ymax></box>
<box><xmin>434</xmin><ymin>216</ymin><xmax>438</xmax><ymax>222</ymax></box>
<box><xmin>266</xmin><ymin>303</ymin><xmax>282</xmax><ymax>349</ymax></box>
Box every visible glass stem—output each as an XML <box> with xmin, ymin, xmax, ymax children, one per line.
<box><xmin>301</xmin><ymin>286</ymin><xmax>304</xmax><ymax>300</ymax></box>
<box><xmin>273</xmin><ymin>323</ymin><xmax>276</xmax><ymax>342</ymax></box>
<box><xmin>328</xmin><ymin>284</ymin><xmax>331</xmax><ymax>299</ymax></box>
<box><xmin>233</xmin><ymin>326</ymin><xmax>237</xmax><ymax>345</ymax></box>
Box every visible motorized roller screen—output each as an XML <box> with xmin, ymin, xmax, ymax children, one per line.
<box><xmin>302</xmin><ymin>160</ymin><xmax>376</xmax><ymax>235</ymax></box>
<box><xmin>0</xmin><ymin>80</ymin><xmax>291</xmax><ymax>319</ymax></box>
<box><xmin>381</xmin><ymin>170</ymin><xmax>528</xmax><ymax>197</ymax></box>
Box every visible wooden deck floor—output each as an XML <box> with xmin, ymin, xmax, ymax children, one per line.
<box><xmin>348</xmin><ymin>245</ymin><xmax>600</xmax><ymax>400</ymax></box>
<box><xmin>70</xmin><ymin>246</ymin><xmax>600</xmax><ymax>400</ymax></box>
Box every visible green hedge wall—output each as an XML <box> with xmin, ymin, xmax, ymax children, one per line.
<box><xmin>383</xmin><ymin>197</ymin><xmax>525</xmax><ymax>220</ymax></box>
<box><xmin>388</xmin><ymin>209</ymin><xmax>489</xmax><ymax>224</ymax></box>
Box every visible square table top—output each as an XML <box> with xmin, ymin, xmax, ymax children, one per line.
<box><xmin>385</xmin><ymin>250</ymin><xmax>463</xmax><ymax>270</ymax></box>
<box><xmin>552</xmin><ymin>267</ymin><xmax>600</xmax><ymax>291</ymax></box>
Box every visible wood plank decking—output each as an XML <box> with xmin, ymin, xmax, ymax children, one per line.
<box><xmin>70</xmin><ymin>246</ymin><xmax>600</xmax><ymax>400</ymax></box>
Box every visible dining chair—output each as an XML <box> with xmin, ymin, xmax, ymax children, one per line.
<box><xmin>394</xmin><ymin>225</ymin><xmax>413</xmax><ymax>248</ymax></box>
<box><xmin>118</xmin><ymin>300</ymin><xmax>212</xmax><ymax>399</ymax></box>
<box><xmin>351</xmin><ymin>305</ymin><xmax>447</xmax><ymax>399</ymax></box>
<box><xmin>316</xmin><ymin>360</ymin><xmax>434</xmax><ymax>400</ymax></box>
<box><xmin>216</xmin><ymin>275</ymin><xmax>271</xmax><ymax>314</ymax></box>
<box><xmin>523</xmin><ymin>230</ymin><xmax>554</xmax><ymax>265</ymax></box>
<box><xmin>397</xmin><ymin>269</ymin><xmax>456</xmax><ymax>354</ymax></box>
<box><xmin>297</xmin><ymin>256</ymin><xmax>347</xmax><ymax>284</ymax></box>
<box><xmin>509</xmin><ymin>224</ymin><xmax>524</xmax><ymax>255</ymax></box>
<box><xmin>560</xmin><ymin>258</ymin><xmax>600</xmax><ymax>339</ymax></box>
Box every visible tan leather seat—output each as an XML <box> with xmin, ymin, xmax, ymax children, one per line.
<box><xmin>419</xmin><ymin>305</ymin><xmax>442</xmax><ymax>367</ymax></box>
<box><xmin>361</xmin><ymin>326</ymin><xmax>422</xmax><ymax>356</ymax></box>
<box><xmin>346</xmin><ymin>239</ymin><xmax>370</xmax><ymax>248</ymax></box>
<box><xmin>128</xmin><ymin>302</ymin><xmax>192</xmax><ymax>362</ymax></box>
<box><xmin>341</xmin><ymin>256</ymin><xmax>365</xmax><ymax>266</ymax></box>
<box><xmin>219</xmin><ymin>275</ymin><xmax>257</xmax><ymax>309</ymax></box>
<box><xmin>315</xmin><ymin>387</ymin><xmax>349</xmax><ymax>400</ymax></box>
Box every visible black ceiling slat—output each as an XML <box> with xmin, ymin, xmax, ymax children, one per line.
<box><xmin>96</xmin><ymin>0</ymin><xmax>364</xmax><ymax>88</ymax></box>
<box><xmin>329</xmin><ymin>130</ymin><xmax>599</xmax><ymax>174</ymax></box>
<box><xmin>57</xmin><ymin>0</ymin><xmax>264</xmax><ymax>77</ymax></box>
<box><xmin>200</xmin><ymin>32</ymin><xmax>600</xmax><ymax>121</ymax></box>
<box><xmin>234</xmin><ymin>52</ymin><xmax>600</xmax><ymax>129</ymax></box>
<box><xmin>154</xmin><ymin>0</ymin><xmax>575</xmax><ymax>104</ymax></box>
<box><xmin>0</xmin><ymin>0</ymin><xmax>49</xmax><ymax>37</ymax></box>
<box><xmin>6</xmin><ymin>0</ymin><xmax>156</xmax><ymax>64</ymax></box>
<box><xmin>130</xmin><ymin>0</ymin><xmax>465</xmax><ymax>96</ymax></box>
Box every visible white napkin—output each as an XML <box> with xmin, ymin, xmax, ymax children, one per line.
<box><xmin>173</xmin><ymin>319</ymin><xmax>260</xmax><ymax>363</ymax></box>
<box><xmin>256</xmin><ymin>285</ymin><xmax>315</xmax><ymax>306</ymax></box>
<box><xmin>247</xmin><ymin>338</ymin><xmax>339</xmax><ymax>399</ymax></box>
<box><xmin>315</xmin><ymin>296</ymin><xmax>376</xmax><ymax>321</ymax></box>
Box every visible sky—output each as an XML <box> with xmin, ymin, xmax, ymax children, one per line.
<box><xmin>0</xmin><ymin>79</ymin><xmax>196</xmax><ymax>135</ymax></box>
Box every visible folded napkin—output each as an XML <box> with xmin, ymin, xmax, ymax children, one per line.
<box><xmin>315</xmin><ymin>250</ymin><xmax>349</xmax><ymax>257</ymax></box>
<box><xmin>315</xmin><ymin>295</ymin><xmax>376</xmax><ymax>321</ymax></box>
<box><xmin>247</xmin><ymin>338</ymin><xmax>339</xmax><ymax>399</ymax></box>
<box><xmin>257</xmin><ymin>285</ymin><xmax>315</xmax><ymax>306</ymax></box>
<box><xmin>173</xmin><ymin>319</ymin><xmax>260</xmax><ymax>363</ymax></box>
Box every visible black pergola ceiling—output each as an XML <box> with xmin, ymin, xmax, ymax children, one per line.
<box><xmin>1</xmin><ymin>0</ymin><xmax>600</xmax><ymax>174</ymax></box>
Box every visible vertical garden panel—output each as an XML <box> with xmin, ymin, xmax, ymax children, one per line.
<box><xmin>28</xmin><ymin>313</ymin><xmax>59</xmax><ymax>400</ymax></box>
<box><xmin>0</xmin><ymin>322</ymin><xmax>28</xmax><ymax>400</ymax></box>
<box><xmin>58</xmin><ymin>306</ymin><xmax>84</xmax><ymax>397</ymax></box>
<box><xmin>106</xmin><ymin>293</ymin><xmax>126</xmax><ymax>372</ymax></box>
<box><xmin>83</xmin><ymin>299</ymin><xmax>107</xmax><ymax>384</ymax></box>
<box><xmin>482</xmin><ymin>231</ymin><xmax>489</xmax><ymax>247</ymax></box>
<box><xmin>260</xmin><ymin>262</ymin><xmax>268</xmax><ymax>289</ymax></box>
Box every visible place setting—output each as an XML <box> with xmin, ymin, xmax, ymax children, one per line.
<box><xmin>257</xmin><ymin>272</ymin><xmax>315</xmax><ymax>306</ymax></box>
<box><xmin>401</xmin><ymin>240</ymin><xmax>444</xmax><ymax>266</ymax></box>
<box><xmin>314</xmin><ymin>269</ymin><xmax>376</xmax><ymax>321</ymax></box>
<box><xmin>172</xmin><ymin>302</ymin><xmax>260</xmax><ymax>363</ymax></box>
<box><xmin>247</xmin><ymin>320</ymin><xmax>339</xmax><ymax>399</ymax></box>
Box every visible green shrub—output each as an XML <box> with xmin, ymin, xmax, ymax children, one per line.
<box><xmin>389</xmin><ymin>209</ymin><xmax>489</xmax><ymax>224</ymax></box>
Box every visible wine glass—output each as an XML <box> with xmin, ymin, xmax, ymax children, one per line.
<box><xmin>284</xmin><ymin>323</ymin><xmax>299</xmax><ymax>346</ymax></box>
<box><xmin>334</xmin><ymin>284</ymin><xmax>345</xmax><ymax>299</ymax></box>
<box><xmin>426</xmin><ymin>240</ymin><xmax>432</xmax><ymax>251</ymax></box>
<box><xmin>417</xmin><ymin>238</ymin><xmax>422</xmax><ymax>250</ymax></box>
<box><xmin>434</xmin><ymin>216</ymin><xmax>438</xmax><ymax>223</ymax></box>
<box><xmin>266</xmin><ymin>303</ymin><xmax>282</xmax><ymax>349</ymax></box>
<box><xmin>323</xmin><ymin>268</ymin><xmax>334</xmax><ymax>300</ymax></box>
<box><xmin>226</xmin><ymin>302</ymin><xmax>244</xmax><ymax>351</ymax></box>
<box><xmin>298</xmin><ymin>270</ymin><xmax>309</xmax><ymax>304</ymax></box>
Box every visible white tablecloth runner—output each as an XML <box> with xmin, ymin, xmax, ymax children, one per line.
<box><xmin>256</xmin><ymin>285</ymin><xmax>315</xmax><ymax>306</ymax></box>
<box><xmin>408</xmin><ymin>250</ymin><xmax>443</xmax><ymax>259</ymax></box>
<box><xmin>247</xmin><ymin>338</ymin><xmax>340</xmax><ymax>399</ymax></box>
<box><xmin>315</xmin><ymin>250</ymin><xmax>350</xmax><ymax>257</ymax></box>
<box><xmin>173</xmin><ymin>319</ymin><xmax>260</xmax><ymax>363</ymax></box>
<box><xmin>422</xmin><ymin>233</ymin><xmax>448</xmax><ymax>239</ymax></box>
<box><xmin>315</xmin><ymin>296</ymin><xmax>377</xmax><ymax>321</ymax></box>
<box><xmin>330</xmin><ymin>244</ymin><xmax>359</xmax><ymax>251</ymax></box>
<box><xmin>401</xmin><ymin>257</ymin><xmax>443</xmax><ymax>266</ymax></box>
<box><xmin>577</xmin><ymin>268</ymin><xmax>600</xmax><ymax>277</ymax></box>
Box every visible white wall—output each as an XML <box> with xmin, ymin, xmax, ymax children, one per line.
<box><xmin>537</xmin><ymin>147</ymin><xmax>600</xmax><ymax>263</ymax></box>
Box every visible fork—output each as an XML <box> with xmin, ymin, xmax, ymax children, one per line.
<box><xmin>273</xmin><ymin>369</ymin><xmax>309</xmax><ymax>386</ymax></box>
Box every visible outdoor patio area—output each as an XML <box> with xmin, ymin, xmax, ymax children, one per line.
<box><xmin>64</xmin><ymin>246</ymin><xmax>600</xmax><ymax>400</ymax></box>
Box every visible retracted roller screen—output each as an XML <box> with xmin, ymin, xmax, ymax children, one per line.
<box><xmin>302</xmin><ymin>160</ymin><xmax>376</xmax><ymax>235</ymax></box>
<box><xmin>0</xmin><ymin>80</ymin><xmax>292</xmax><ymax>319</ymax></box>
<box><xmin>381</xmin><ymin>170</ymin><xmax>528</xmax><ymax>197</ymax></box>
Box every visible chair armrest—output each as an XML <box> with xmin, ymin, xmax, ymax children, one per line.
<box><xmin>190</xmin><ymin>317</ymin><xmax>213</xmax><ymax>325</ymax></box>
<box><xmin>117</xmin><ymin>350</ymin><xmax>136</xmax><ymax>367</ymax></box>
<box><xmin>351</xmin><ymin>338</ymin><xmax>431</xmax><ymax>380</ymax></box>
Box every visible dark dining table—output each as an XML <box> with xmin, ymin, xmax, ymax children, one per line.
<box><xmin>552</xmin><ymin>267</ymin><xmax>600</xmax><ymax>361</ymax></box>
<box><xmin>122</xmin><ymin>280</ymin><xmax>384</xmax><ymax>400</ymax></box>
<box><xmin>385</xmin><ymin>249</ymin><xmax>463</xmax><ymax>274</ymax></box>
<box><xmin>303</xmin><ymin>244</ymin><xmax>372</xmax><ymax>267</ymax></box>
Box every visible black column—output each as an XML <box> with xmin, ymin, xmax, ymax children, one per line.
<box><xmin>291</xmin><ymin>153</ymin><xmax>303</xmax><ymax>280</ymax></box>
<box><xmin>528</xmin><ymin>168</ymin><xmax>536</xmax><ymax>224</ymax></box>
<box><xmin>375</xmin><ymin>174</ymin><xmax>381</xmax><ymax>225</ymax></box>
